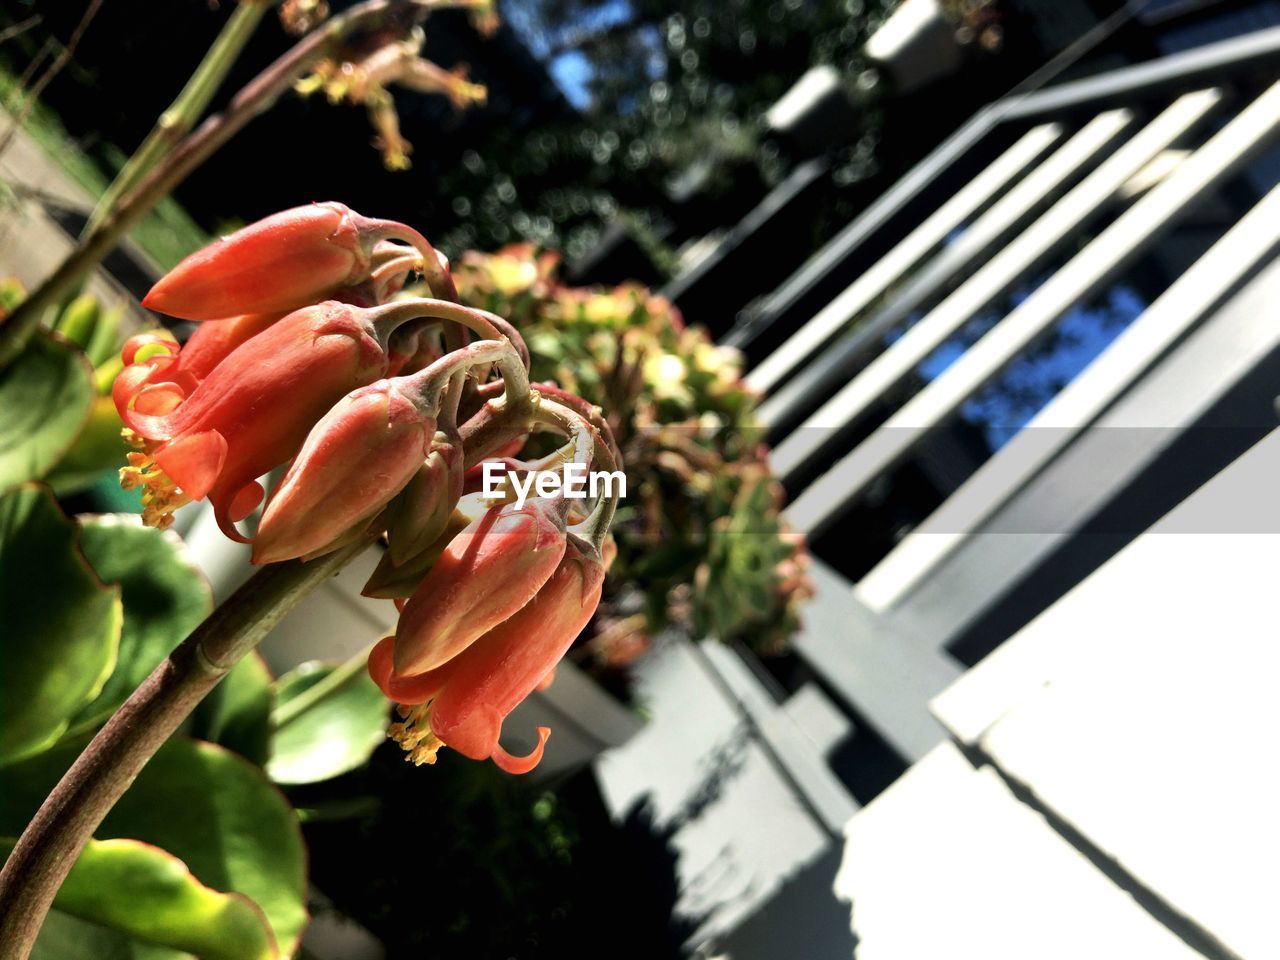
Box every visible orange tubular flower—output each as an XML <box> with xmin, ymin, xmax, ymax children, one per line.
<box><xmin>368</xmin><ymin>534</ymin><xmax>605</xmax><ymax>773</ymax></box>
<box><xmin>384</xmin><ymin>432</ymin><xmax>463</xmax><ymax>565</ymax></box>
<box><xmin>392</xmin><ymin>498</ymin><xmax>568</xmax><ymax>677</ymax></box>
<box><xmin>118</xmin><ymin>301</ymin><xmax>391</xmax><ymax>534</ymax></box>
<box><xmin>171</xmin><ymin>311</ymin><xmax>289</xmax><ymax>381</ymax></box>
<box><xmin>252</xmin><ymin>380</ymin><xmax>436</xmax><ymax>564</ymax></box>
<box><xmin>142</xmin><ymin>202</ymin><xmax>430</xmax><ymax>321</ymax></box>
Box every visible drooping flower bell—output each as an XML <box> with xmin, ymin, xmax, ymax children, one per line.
<box><xmin>384</xmin><ymin>431</ymin><xmax>463</xmax><ymax>566</ymax></box>
<box><xmin>391</xmin><ymin>496</ymin><xmax>568</xmax><ymax>677</ymax></box>
<box><xmin>118</xmin><ymin>301</ymin><xmax>393</xmax><ymax>533</ymax></box>
<box><xmin>369</xmin><ymin>532</ymin><xmax>606</xmax><ymax>773</ymax></box>
<box><xmin>252</xmin><ymin>378</ymin><xmax>438</xmax><ymax>564</ymax></box>
<box><xmin>142</xmin><ymin>202</ymin><xmax>434</xmax><ymax>321</ymax></box>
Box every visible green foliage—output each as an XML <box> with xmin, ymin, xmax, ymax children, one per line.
<box><xmin>266</xmin><ymin>660</ymin><xmax>389</xmax><ymax>786</ymax></box>
<box><xmin>67</xmin><ymin>516</ymin><xmax>213</xmax><ymax>735</ymax></box>
<box><xmin>0</xmin><ymin>489</ymin><xmax>341</xmax><ymax>954</ymax></box>
<box><xmin>0</xmin><ymin>486</ymin><xmax>120</xmax><ymax>764</ymax></box>
<box><xmin>0</xmin><ymin>738</ymin><xmax>304</xmax><ymax>956</ymax></box>
<box><xmin>0</xmin><ymin>282</ymin><xmax>136</xmax><ymax>495</ymax></box>
<box><xmin>0</xmin><ymin>837</ymin><xmax>277</xmax><ymax>960</ymax></box>
<box><xmin>97</xmin><ymin>739</ymin><xmax>309</xmax><ymax>954</ymax></box>
<box><xmin>0</xmin><ymin>328</ymin><xmax>96</xmax><ymax>493</ymax></box>
<box><xmin>192</xmin><ymin>652</ymin><xmax>276</xmax><ymax>768</ymax></box>
<box><xmin>439</xmin><ymin>0</ymin><xmax>892</xmax><ymax>259</ymax></box>
<box><xmin>32</xmin><ymin>912</ymin><xmax>192</xmax><ymax>960</ymax></box>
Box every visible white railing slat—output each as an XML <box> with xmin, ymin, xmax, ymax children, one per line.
<box><xmin>785</xmin><ymin>80</ymin><xmax>1280</xmax><ymax>536</ymax></box>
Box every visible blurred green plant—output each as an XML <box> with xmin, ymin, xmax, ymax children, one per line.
<box><xmin>0</xmin><ymin>281</ymin><xmax>134</xmax><ymax>496</ymax></box>
<box><xmin>436</xmin><ymin>0</ymin><xmax>894</xmax><ymax>260</ymax></box>
<box><xmin>0</xmin><ymin>383</ymin><xmax>390</xmax><ymax>954</ymax></box>
<box><xmin>453</xmin><ymin>244</ymin><xmax>812</xmax><ymax>668</ymax></box>
<box><xmin>0</xmin><ymin>65</ymin><xmax>209</xmax><ymax>272</ymax></box>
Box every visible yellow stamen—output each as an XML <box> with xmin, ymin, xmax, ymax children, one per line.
<box><xmin>118</xmin><ymin>429</ymin><xmax>191</xmax><ymax>529</ymax></box>
<box><xmin>388</xmin><ymin>701</ymin><xmax>445</xmax><ymax>766</ymax></box>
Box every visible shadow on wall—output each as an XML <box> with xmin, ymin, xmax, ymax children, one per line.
<box><xmin>707</xmin><ymin>845</ymin><xmax>857</xmax><ymax>960</ymax></box>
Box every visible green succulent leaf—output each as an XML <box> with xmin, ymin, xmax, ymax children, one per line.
<box><xmin>0</xmin><ymin>737</ymin><xmax>307</xmax><ymax>953</ymax></box>
<box><xmin>0</xmin><ymin>328</ymin><xmax>96</xmax><ymax>491</ymax></box>
<box><xmin>267</xmin><ymin>659</ymin><xmax>388</xmax><ymax>785</ymax></box>
<box><xmin>52</xmin><ymin>294</ymin><xmax>101</xmax><ymax>351</ymax></box>
<box><xmin>192</xmin><ymin>652</ymin><xmax>275</xmax><ymax>767</ymax></box>
<box><xmin>0</xmin><ymin>486</ymin><xmax>120</xmax><ymax>765</ymax></box>
<box><xmin>32</xmin><ymin>912</ymin><xmax>192</xmax><ymax>960</ymax></box>
<box><xmin>63</xmin><ymin>515</ymin><xmax>212</xmax><ymax>735</ymax></box>
<box><xmin>1</xmin><ymin>837</ymin><xmax>277</xmax><ymax>960</ymax></box>
<box><xmin>45</xmin><ymin>396</ymin><xmax>129</xmax><ymax>495</ymax></box>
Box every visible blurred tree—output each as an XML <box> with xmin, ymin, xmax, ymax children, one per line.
<box><xmin>1</xmin><ymin>0</ymin><xmax>891</xmax><ymax>274</ymax></box>
<box><xmin>437</xmin><ymin>0</ymin><xmax>894</xmax><ymax>263</ymax></box>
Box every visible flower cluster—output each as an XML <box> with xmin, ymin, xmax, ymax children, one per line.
<box><xmin>118</xmin><ymin>204</ymin><xmax>621</xmax><ymax>774</ymax></box>
<box><xmin>295</xmin><ymin>16</ymin><xmax>492</xmax><ymax>171</ymax></box>
<box><xmin>453</xmin><ymin>245</ymin><xmax>813</xmax><ymax>666</ymax></box>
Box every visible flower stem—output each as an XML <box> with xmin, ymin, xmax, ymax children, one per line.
<box><xmin>0</xmin><ymin>536</ymin><xmax>375</xmax><ymax>960</ymax></box>
<box><xmin>271</xmin><ymin>639</ymin><xmax>377</xmax><ymax>729</ymax></box>
<box><xmin>0</xmin><ymin>0</ymin><xmax>460</xmax><ymax>368</ymax></box>
<box><xmin>82</xmin><ymin>0</ymin><xmax>271</xmax><ymax>240</ymax></box>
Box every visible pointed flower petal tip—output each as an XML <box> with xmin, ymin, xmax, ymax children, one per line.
<box><xmin>385</xmin><ymin>435</ymin><xmax>464</xmax><ymax>565</ymax></box>
<box><xmin>376</xmin><ymin>536</ymin><xmax>603</xmax><ymax>773</ymax></box>
<box><xmin>491</xmin><ymin>727</ymin><xmax>551</xmax><ymax>775</ymax></box>
<box><xmin>143</xmin><ymin>202</ymin><xmax>414</xmax><ymax>321</ymax></box>
<box><xmin>116</xmin><ymin>301</ymin><xmax>392</xmax><ymax>533</ymax></box>
<box><xmin>391</xmin><ymin>498</ymin><xmax>568</xmax><ymax>677</ymax></box>
<box><xmin>252</xmin><ymin>380</ymin><xmax>435</xmax><ymax>563</ymax></box>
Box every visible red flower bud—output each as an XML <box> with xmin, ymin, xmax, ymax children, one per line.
<box><xmin>385</xmin><ymin>433</ymin><xmax>463</xmax><ymax>565</ymax></box>
<box><xmin>143</xmin><ymin>202</ymin><xmax>395</xmax><ymax>320</ymax></box>
<box><xmin>369</xmin><ymin>534</ymin><xmax>605</xmax><ymax>773</ymax></box>
<box><xmin>252</xmin><ymin>380</ymin><xmax>435</xmax><ymax>564</ymax></box>
<box><xmin>117</xmin><ymin>302</ymin><xmax>390</xmax><ymax>533</ymax></box>
<box><xmin>392</xmin><ymin>498</ymin><xmax>567</xmax><ymax>676</ymax></box>
<box><xmin>172</xmin><ymin>311</ymin><xmax>288</xmax><ymax>381</ymax></box>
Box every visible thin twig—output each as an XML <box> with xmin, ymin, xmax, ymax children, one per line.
<box><xmin>83</xmin><ymin>0</ymin><xmax>271</xmax><ymax>237</ymax></box>
<box><xmin>0</xmin><ymin>0</ymin><xmax>426</xmax><ymax>367</ymax></box>
<box><xmin>0</xmin><ymin>0</ymin><xmax>104</xmax><ymax>161</ymax></box>
<box><xmin>0</xmin><ymin>15</ymin><xmax>42</xmax><ymax>47</ymax></box>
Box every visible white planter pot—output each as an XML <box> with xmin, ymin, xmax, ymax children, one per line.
<box><xmin>865</xmin><ymin>0</ymin><xmax>964</xmax><ymax>93</ymax></box>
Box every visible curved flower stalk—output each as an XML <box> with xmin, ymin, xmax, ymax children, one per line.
<box><xmin>369</xmin><ymin>532</ymin><xmax>605</xmax><ymax>773</ymax></box>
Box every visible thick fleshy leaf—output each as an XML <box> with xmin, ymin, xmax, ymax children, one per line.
<box><xmin>0</xmin><ymin>486</ymin><xmax>120</xmax><ymax>764</ymax></box>
<box><xmin>0</xmin><ymin>328</ymin><xmax>95</xmax><ymax>490</ymax></box>
<box><xmin>46</xmin><ymin>396</ymin><xmax>130</xmax><ymax>495</ymax></box>
<box><xmin>32</xmin><ymin>912</ymin><xmax>192</xmax><ymax>960</ymax></box>
<box><xmin>192</xmin><ymin>652</ymin><xmax>275</xmax><ymax>767</ymax></box>
<box><xmin>101</xmin><ymin>739</ymin><xmax>308</xmax><ymax>953</ymax></box>
<box><xmin>0</xmin><ymin>837</ymin><xmax>276</xmax><ymax>960</ymax></box>
<box><xmin>266</xmin><ymin>660</ymin><xmax>389</xmax><ymax>785</ymax></box>
<box><xmin>65</xmin><ymin>516</ymin><xmax>212</xmax><ymax>735</ymax></box>
<box><xmin>0</xmin><ymin>737</ymin><xmax>307</xmax><ymax>953</ymax></box>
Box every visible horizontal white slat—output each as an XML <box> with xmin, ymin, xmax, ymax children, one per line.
<box><xmin>857</xmin><ymin>179</ymin><xmax>1280</xmax><ymax>611</ymax></box>
<box><xmin>774</xmin><ymin>92</ymin><xmax>1222</xmax><ymax>484</ymax></box>
<box><xmin>786</xmin><ymin>80</ymin><xmax>1280</xmax><ymax>535</ymax></box>
<box><xmin>747</xmin><ymin>123</ymin><xmax>1063</xmax><ymax>394</ymax></box>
